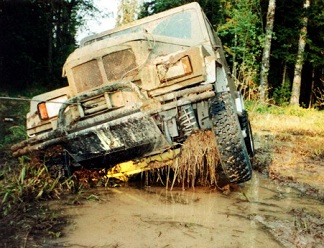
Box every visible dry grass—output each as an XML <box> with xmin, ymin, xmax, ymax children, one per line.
<box><xmin>147</xmin><ymin>130</ymin><xmax>221</xmax><ymax>190</ymax></box>
<box><xmin>249</xmin><ymin>104</ymin><xmax>324</xmax><ymax>136</ymax></box>
<box><xmin>172</xmin><ymin>130</ymin><xmax>219</xmax><ymax>189</ymax></box>
<box><xmin>249</xmin><ymin>104</ymin><xmax>324</xmax><ymax>199</ymax></box>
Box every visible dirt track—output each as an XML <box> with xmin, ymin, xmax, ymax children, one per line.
<box><xmin>253</xmin><ymin>129</ymin><xmax>324</xmax><ymax>201</ymax></box>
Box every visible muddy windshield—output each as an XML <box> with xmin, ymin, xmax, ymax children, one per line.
<box><xmin>108</xmin><ymin>9</ymin><xmax>203</xmax><ymax>42</ymax></box>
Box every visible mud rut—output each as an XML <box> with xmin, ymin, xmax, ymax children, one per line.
<box><xmin>48</xmin><ymin>172</ymin><xmax>323</xmax><ymax>248</ymax></box>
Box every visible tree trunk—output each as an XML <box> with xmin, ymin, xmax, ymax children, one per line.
<box><xmin>290</xmin><ymin>0</ymin><xmax>310</xmax><ymax>106</ymax></box>
<box><xmin>308</xmin><ymin>68</ymin><xmax>315</xmax><ymax>108</ymax></box>
<box><xmin>259</xmin><ymin>0</ymin><xmax>276</xmax><ymax>102</ymax></box>
<box><xmin>282</xmin><ymin>62</ymin><xmax>287</xmax><ymax>87</ymax></box>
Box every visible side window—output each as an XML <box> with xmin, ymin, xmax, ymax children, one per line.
<box><xmin>151</xmin><ymin>10</ymin><xmax>203</xmax><ymax>41</ymax></box>
<box><xmin>153</xmin><ymin>12</ymin><xmax>192</xmax><ymax>39</ymax></box>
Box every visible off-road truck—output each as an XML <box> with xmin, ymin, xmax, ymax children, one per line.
<box><xmin>12</xmin><ymin>2</ymin><xmax>254</xmax><ymax>184</ymax></box>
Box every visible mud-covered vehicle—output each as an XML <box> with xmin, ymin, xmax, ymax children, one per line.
<box><xmin>12</xmin><ymin>3</ymin><xmax>254</xmax><ymax>184</ymax></box>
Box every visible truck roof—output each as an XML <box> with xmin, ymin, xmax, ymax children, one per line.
<box><xmin>80</xmin><ymin>2</ymin><xmax>202</xmax><ymax>47</ymax></box>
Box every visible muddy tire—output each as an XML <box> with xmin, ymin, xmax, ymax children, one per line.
<box><xmin>209</xmin><ymin>92</ymin><xmax>252</xmax><ymax>184</ymax></box>
<box><xmin>239</xmin><ymin>110</ymin><xmax>255</xmax><ymax>157</ymax></box>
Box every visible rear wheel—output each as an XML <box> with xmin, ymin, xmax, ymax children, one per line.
<box><xmin>209</xmin><ymin>92</ymin><xmax>252</xmax><ymax>184</ymax></box>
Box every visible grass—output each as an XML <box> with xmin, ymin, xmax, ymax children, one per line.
<box><xmin>246</xmin><ymin>101</ymin><xmax>324</xmax><ymax>136</ymax></box>
<box><xmin>247</xmin><ymin>101</ymin><xmax>324</xmax><ymax>199</ymax></box>
<box><xmin>0</xmin><ymin>96</ymin><xmax>29</xmax><ymax>149</ymax></box>
<box><xmin>0</xmin><ymin>152</ymin><xmax>76</xmax><ymax>246</ymax></box>
<box><xmin>1</xmin><ymin>158</ymin><xmax>58</xmax><ymax>214</ymax></box>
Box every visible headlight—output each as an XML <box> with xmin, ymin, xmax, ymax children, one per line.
<box><xmin>37</xmin><ymin>95</ymin><xmax>68</xmax><ymax>120</ymax></box>
<box><xmin>156</xmin><ymin>56</ymin><xmax>192</xmax><ymax>82</ymax></box>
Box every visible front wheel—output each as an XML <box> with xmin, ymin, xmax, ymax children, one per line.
<box><xmin>209</xmin><ymin>92</ymin><xmax>252</xmax><ymax>184</ymax></box>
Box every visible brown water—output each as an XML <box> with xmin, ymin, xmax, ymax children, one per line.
<box><xmin>51</xmin><ymin>172</ymin><xmax>324</xmax><ymax>248</ymax></box>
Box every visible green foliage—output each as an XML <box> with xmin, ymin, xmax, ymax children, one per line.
<box><xmin>245</xmin><ymin>100</ymin><xmax>321</xmax><ymax>118</ymax></box>
<box><xmin>0</xmin><ymin>157</ymin><xmax>71</xmax><ymax>246</ymax></box>
<box><xmin>273</xmin><ymin>83</ymin><xmax>292</xmax><ymax>106</ymax></box>
<box><xmin>271</xmin><ymin>0</ymin><xmax>304</xmax><ymax>64</ymax></box>
<box><xmin>307</xmin><ymin>0</ymin><xmax>324</xmax><ymax>68</ymax></box>
<box><xmin>0</xmin><ymin>96</ymin><xmax>29</xmax><ymax>148</ymax></box>
<box><xmin>0</xmin><ymin>158</ymin><xmax>72</xmax><ymax>216</ymax></box>
<box><xmin>2</xmin><ymin>126</ymin><xmax>27</xmax><ymax>147</ymax></box>
<box><xmin>217</xmin><ymin>0</ymin><xmax>263</xmax><ymax>96</ymax></box>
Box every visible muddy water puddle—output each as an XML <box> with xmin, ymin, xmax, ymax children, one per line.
<box><xmin>51</xmin><ymin>173</ymin><xmax>324</xmax><ymax>248</ymax></box>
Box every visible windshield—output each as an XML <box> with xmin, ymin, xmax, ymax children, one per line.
<box><xmin>101</xmin><ymin>9</ymin><xmax>203</xmax><ymax>43</ymax></box>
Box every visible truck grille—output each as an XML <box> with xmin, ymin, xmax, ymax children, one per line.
<box><xmin>103</xmin><ymin>49</ymin><xmax>138</xmax><ymax>81</ymax></box>
<box><xmin>73</xmin><ymin>60</ymin><xmax>103</xmax><ymax>93</ymax></box>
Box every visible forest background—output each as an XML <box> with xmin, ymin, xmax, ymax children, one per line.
<box><xmin>0</xmin><ymin>0</ymin><xmax>323</xmax><ymax>108</ymax></box>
